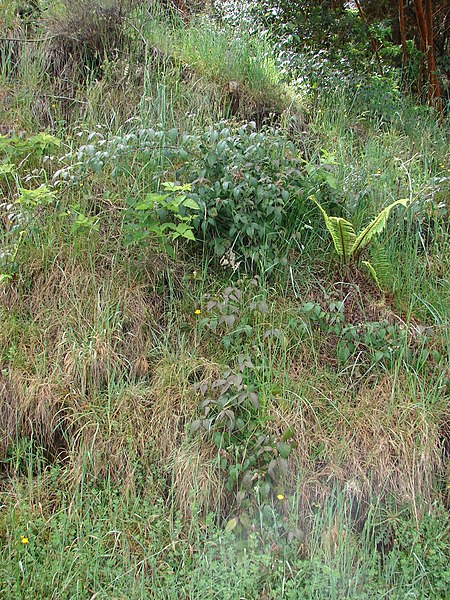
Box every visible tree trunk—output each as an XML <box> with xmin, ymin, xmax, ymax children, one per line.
<box><xmin>414</xmin><ymin>0</ymin><xmax>442</xmax><ymax>113</ymax></box>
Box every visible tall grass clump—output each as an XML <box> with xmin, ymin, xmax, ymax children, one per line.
<box><xmin>0</xmin><ymin>0</ymin><xmax>144</xmax><ymax>131</ymax></box>
<box><xmin>145</xmin><ymin>12</ymin><xmax>293</xmax><ymax>121</ymax></box>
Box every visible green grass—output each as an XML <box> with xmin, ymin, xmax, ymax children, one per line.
<box><xmin>0</xmin><ymin>1</ymin><xmax>449</xmax><ymax>597</ymax></box>
<box><xmin>145</xmin><ymin>13</ymin><xmax>290</xmax><ymax>117</ymax></box>
<box><xmin>2</xmin><ymin>471</ymin><xmax>449</xmax><ymax>598</ymax></box>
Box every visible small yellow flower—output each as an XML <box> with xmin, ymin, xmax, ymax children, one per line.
<box><xmin>277</xmin><ymin>494</ymin><xmax>284</xmax><ymax>500</ymax></box>
<box><xmin>52</xmin><ymin>104</ymin><xmax>56</xmax><ymax>108</ymax></box>
<box><xmin>195</xmin><ymin>309</ymin><xmax>201</xmax><ymax>315</ymax></box>
<box><xmin>20</xmin><ymin>536</ymin><xmax>29</xmax><ymax>545</ymax></box>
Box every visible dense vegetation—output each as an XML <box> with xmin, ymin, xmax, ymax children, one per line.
<box><xmin>0</xmin><ymin>1</ymin><xmax>449</xmax><ymax>598</ymax></box>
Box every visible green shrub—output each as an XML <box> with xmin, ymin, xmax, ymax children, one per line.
<box><xmin>298</xmin><ymin>299</ymin><xmax>439</xmax><ymax>371</ymax></box>
<box><xmin>177</xmin><ymin>122</ymin><xmax>306</xmax><ymax>269</ymax></box>
<box><xmin>56</xmin><ymin>122</ymin><xmax>327</xmax><ymax>270</ymax></box>
<box><xmin>124</xmin><ymin>182</ymin><xmax>199</xmax><ymax>256</ymax></box>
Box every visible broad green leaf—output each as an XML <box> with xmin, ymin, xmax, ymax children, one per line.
<box><xmin>28</xmin><ymin>133</ymin><xmax>60</xmax><ymax>149</ymax></box>
<box><xmin>239</xmin><ymin>513</ymin><xmax>252</xmax><ymax>529</ymax></box>
<box><xmin>157</xmin><ymin>223</ymin><xmax>172</xmax><ymax>232</ymax></box>
<box><xmin>224</xmin><ymin>517</ymin><xmax>237</xmax><ymax>532</ymax></box>
<box><xmin>163</xmin><ymin>241</ymin><xmax>175</xmax><ymax>259</ymax></box>
<box><xmin>178</xmin><ymin>149</ymin><xmax>189</xmax><ymax>160</ymax></box>
<box><xmin>277</xmin><ymin>442</ymin><xmax>292</xmax><ymax>459</ymax></box>
<box><xmin>281</xmin><ymin>427</ymin><xmax>295</xmax><ymax>442</ymax></box>
<box><xmin>161</xmin><ymin>182</ymin><xmax>191</xmax><ymax>193</ymax></box>
<box><xmin>174</xmin><ymin>223</ymin><xmax>196</xmax><ymax>240</ymax></box>
<box><xmin>259</xmin><ymin>482</ymin><xmax>271</xmax><ymax>498</ymax></box>
<box><xmin>181</xmin><ymin>198</ymin><xmax>200</xmax><ymax>210</ymax></box>
<box><xmin>206</xmin><ymin>153</ymin><xmax>217</xmax><ymax>167</ymax></box>
<box><xmin>168</xmin><ymin>128</ymin><xmax>178</xmax><ymax>142</ymax></box>
<box><xmin>374</xmin><ymin>350</ymin><xmax>385</xmax><ymax>362</ymax></box>
<box><xmin>18</xmin><ymin>185</ymin><xmax>56</xmax><ymax>207</ymax></box>
<box><xmin>144</xmin><ymin>192</ymin><xmax>169</xmax><ymax>203</ymax></box>
<box><xmin>135</xmin><ymin>200</ymin><xmax>156</xmax><ymax>210</ymax></box>
<box><xmin>323</xmin><ymin>172</ymin><xmax>338</xmax><ymax>189</ymax></box>
<box><xmin>352</xmin><ymin>199</ymin><xmax>408</xmax><ymax>256</ymax></box>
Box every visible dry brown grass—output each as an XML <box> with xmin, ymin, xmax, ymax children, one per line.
<box><xmin>1</xmin><ymin>250</ymin><xmax>224</xmax><ymax>512</ymax></box>
<box><xmin>59</xmin><ymin>354</ymin><xmax>225</xmax><ymax>513</ymax></box>
<box><xmin>0</xmin><ymin>368</ymin><xmax>73</xmax><ymax>461</ymax></box>
<box><xmin>1</xmin><ymin>237</ymin><xmax>446</xmax><ymax>526</ymax></box>
<box><xmin>147</xmin><ymin>355</ymin><xmax>225</xmax><ymax>517</ymax></box>
<box><xmin>170</xmin><ymin>440</ymin><xmax>225</xmax><ymax>519</ymax></box>
<box><xmin>270</xmin><ymin>369</ymin><xmax>447</xmax><ymax>523</ymax></box>
<box><xmin>44</xmin><ymin>0</ymin><xmax>134</xmax><ymax>79</ymax></box>
<box><xmin>0</xmin><ymin>248</ymin><xmax>159</xmax><ymax>462</ymax></box>
<box><xmin>3</xmin><ymin>250</ymin><xmax>160</xmax><ymax>377</ymax></box>
<box><xmin>66</xmin><ymin>382</ymin><xmax>154</xmax><ymax>488</ymax></box>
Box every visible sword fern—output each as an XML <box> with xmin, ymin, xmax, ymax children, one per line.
<box><xmin>311</xmin><ymin>196</ymin><xmax>409</xmax><ymax>266</ymax></box>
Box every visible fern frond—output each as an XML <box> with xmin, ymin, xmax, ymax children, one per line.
<box><xmin>369</xmin><ymin>246</ymin><xmax>394</xmax><ymax>291</ymax></box>
<box><xmin>362</xmin><ymin>260</ymin><xmax>382</xmax><ymax>290</ymax></box>
<box><xmin>328</xmin><ymin>217</ymin><xmax>357</xmax><ymax>265</ymax></box>
<box><xmin>311</xmin><ymin>197</ymin><xmax>356</xmax><ymax>265</ymax></box>
<box><xmin>352</xmin><ymin>199</ymin><xmax>408</xmax><ymax>256</ymax></box>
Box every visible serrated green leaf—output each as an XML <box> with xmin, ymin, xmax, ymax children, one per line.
<box><xmin>181</xmin><ymin>198</ymin><xmax>200</xmax><ymax>210</ymax></box>
<box><xmin>173</xmin><ymin>223</ymin><xmax>195</xmax><ymax>240</ymax></box>
<box><xmin>259</xmin><ymin>482</ymin><xmax>271</xmax><ymax>498</ymax></box>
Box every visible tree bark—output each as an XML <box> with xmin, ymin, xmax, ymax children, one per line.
<box><xmin>414</xmin><ymin>0</ymin><xmax>442</xmax><ymax>112</ymax></box>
